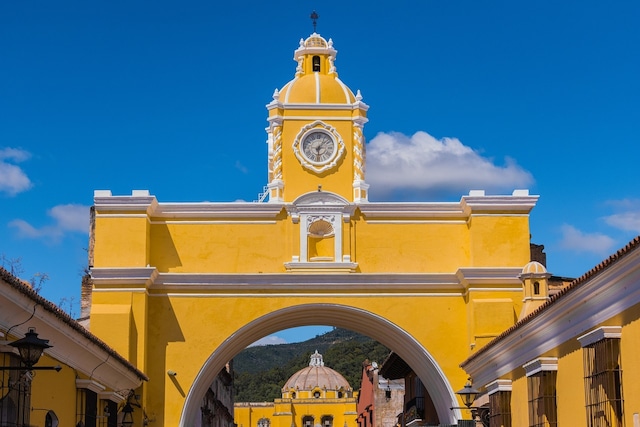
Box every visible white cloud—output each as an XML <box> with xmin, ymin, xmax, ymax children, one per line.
<box><xmin>558</xmin><ymin>224</ymin><xmax>616</xmax><ymax>255</ymax></box>
<box><xmin>0</xmin><ymin>148</ymin><xmax>33</xmax><ymax>196</ymax></box>
<box><xmin>248</xmin><ymin>335</ymin><xmax>287</xmax><ymax>347</ymax></box>
<box><xmin>603</xmin><ymin>199</ymin><xmax>640</xmax><ymax>233</ymax></box>
<box><xmin>48</xmin><ymin>204</ymin><xmax>90</xmax><ymax>233</ymax></box>
<box><xmin>235</xmin><ymin>161</ymin><xmax>249</xmax><ymax>174</ymax></box>
<box><xmin>365</xmin><ymin>131</ymin><xmax>533</xmax><ymax>198</ymax></box>
<box><xmin>9</xmin><ymin>204</ymin><xmax>90</xmax><ymax>242</ymax></box>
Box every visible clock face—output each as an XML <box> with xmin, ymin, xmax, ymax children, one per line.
<box><xmin>302</xmin><ymin>131</ymin><xmax>336</xmax><ymax>164</ymax></box>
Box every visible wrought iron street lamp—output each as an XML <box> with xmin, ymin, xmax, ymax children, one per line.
<box><xmin>1</xmin><ymin>328</ymin><xmax>61</xmax><ymax>371</ymax></box>
<box><xmin>451</xmin><ymin>379</ymin><xmax>489</xmax><ymax>427</ymax></box>
<box><xmin>121</xmin><ymin>401</ymin><xmax>135</xmax><ymax>427</ymax></box>
<box><xmin>455</xmin><ymin>380</ymin><xmax>479</xmax><ymax>409</ymax></box>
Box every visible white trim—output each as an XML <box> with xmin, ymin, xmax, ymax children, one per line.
<box><xmin>578</xmin><ymin>326</ymin><xmax>622</xmax><ymax>347</ymax></box>
<box><xmin>461</xmin><ymin>244</ymin><xmax>640</xmax><ymax>387</ymax></box>
<box><xmin>150</xmin><ymin>220</ymin><xmax>278</xmax><ymax>225</ymax></box>
<box><xmin>523</xmin><ymin>357</ymin><xmax>558</xmax><ymax>376</ymax></box>
<box><xmin>99</xmin><ymin>391</ymin><xmax>127</xmax><ymax>403</ymax></box>
<box><xmin>76</xmin><ymin>379</ymin><xmax>106</xmax><ymax>393</ymax></box>
<box><xmin>284</xmin><ymin>261</ymin><xmax>358</xmax><ymax>272</ymax></box>
<box><xmin>90</xmin><ymin>268</ymin><xmax>523</xmax><ymax>291</ymax></box>
<box><xmin>314</xmin><ymin>72</ymin><xmax>321</xmax><ymax>103</ymax></box>
<box><xmin>486</xmin><ymin>379</ymin><xmax>512</xmax><ymax>395</ymax></box>
<box><xmin>335</xmin><ymin>77</ymin><xmax>352</xmax><ymax>103</ymax></box>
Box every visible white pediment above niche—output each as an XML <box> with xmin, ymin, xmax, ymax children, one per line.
<box><xmin>287</xmin><ymin>191</ymin><xmax>355</xmax><ymax>223</ymax></box>
<box><xmin>285</xmin><ymin>190</ymin><xmax>358</xmax><ymax>270</ymax></box>
<box><xmin>292</xmin><ymin>191</ymin><xmax>349</xmax><ymax>207</ymax></box>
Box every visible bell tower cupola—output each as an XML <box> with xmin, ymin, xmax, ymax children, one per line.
<box><xmin>265</xmin><ymin>20</ymin><xmax>369</xmax><ymax>203</ymax></box>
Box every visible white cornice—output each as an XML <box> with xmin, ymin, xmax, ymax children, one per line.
<box><xmin>486</xmin><ymin>379</ymin><xmax>512</xmax><ymax>395</ymax></box>
<box><xmin>523</xmin><ymin>357</ymin><xmax>558</xmax><ymax>376</ymax></box>
<box><xmin>76</xmin><ymin>378</ymin><xmax>106</xmax><ymax>393</ymax></box>
<box><xmin>89</xmin><ymin>268</ymin><xmax>522</xmax><ymax>295</ymax></box>
<box><xmin>94</xmin><ymin>190</ymin><xmax>158</xmax><ymax>213</ymax></box>
<box><xmin>578</xmin><ymin>326</ymin><xmax>622</xmax><ymax>347</ymax></box>
<box><xmin>457</xmin><ymin>268</ymin><xmax>523</xmax><ymax>288</ymax></box>
<box><xmin>99</xmin><ymin>391</ymin><xmax>127</xmax><ymax>403</ymax></box>
<box><xmin>91</xmin><ymin>267</ymin><xmax>158</xmax><ymax>286</ymax></box>
<box><xmin>93</xmin><ymin>197</ymin><xmax>286</xmax><ymax>219</ymax></box>
<box><xmin>461</xmin><ymin>191</ymin><xmax>538</xmax><ymax>215</ymax></box>
<box><xmin>461</xmin><ymin>246</ymin><xmax>640</xmax><ymax>388</ymax></box>
<box><xmin>283</xmin><ymin>262</ymin><xmax>359</xmax><ymax>272</ymax></box>
<box><xmin>150</xmin><ymin>202</ymin><xmax>285</xmax><ymax>219</ymax></box>
<box><xmin>358</xmin><ymin>202</ymin><xmax>466</xmax><ymax>219</ymax></box>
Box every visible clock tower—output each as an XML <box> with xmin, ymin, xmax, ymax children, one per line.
<box><xmin>265</xmin><ymin>32</ymin><xmax>369</xmax><ymax>203</ymax></box>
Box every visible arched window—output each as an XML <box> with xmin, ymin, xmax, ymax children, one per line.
<box><xmin>533</xmin><ymin>281</ymin><xmax>540</xmax><ymax>295</ymax></box>
<box><xmin>303</xmin><ymin>415</ymin><xmax>314</xmax><ymax>427</ymax></box>
<box><xmin>258</xmin><ymin>417</ymin><xmax>270</xmax><ymax>427</ymax></box>
<box><xmin>322</xmin><ymin>415</ymin><xmax>333</xmax><ymax>427</ymax></box>
<box><xmin>45</xmin><ymin>411</ymin><xmax>59</xmax><ymax>427</ymax></box>
<box><xmin>312</xmin><ymin>56</ymin><xmax>321</xmax><ymax>72</ymax></box>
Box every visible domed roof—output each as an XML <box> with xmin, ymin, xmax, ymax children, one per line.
<box><xmin>279</xmin><ymin>74</ymin><xmax>356</xmax><ymax>104</ymax></box>
<box><xmin>282</xmin><ymin>350</ymin><xmax>351</xmax><ymax>392</ymax></box>
<box><xmin>275</xmin><ymin>33</ymin><xmax>358</xmax><ymax>105</ymax></box>
<box><xmin>522</xmin><ymin>261</ymin><xmax>547</xmax><ymax>274</ymax></box>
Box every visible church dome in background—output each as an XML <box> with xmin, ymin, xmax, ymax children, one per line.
<box><xmin>282</xmin><ymin>350</ymin><xmax>351</xmax><ymax>393</ymax></box>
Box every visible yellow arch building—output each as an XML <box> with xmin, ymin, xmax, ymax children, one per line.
<box><xmin>88</xmin><ymin>31</ymin><xmax>538</xmax><ymax>426</ymax></box>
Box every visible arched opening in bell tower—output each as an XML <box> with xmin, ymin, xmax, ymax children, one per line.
<box><xmin>312</xmin><ymin>55</ymin><xmax>321</xmax><ymax>72</ymax></box>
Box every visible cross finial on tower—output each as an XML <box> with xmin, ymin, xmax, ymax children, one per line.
<box><xmin>310</xmin><ymin>10</ymin><xmax>319</xmax><ymax>32</ymax></box>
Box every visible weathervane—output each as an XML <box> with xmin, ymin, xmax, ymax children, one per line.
<box><xmin>310</xmin><ymin>10</ymin><xmax>319</xmax><ymax>32</ymax></box>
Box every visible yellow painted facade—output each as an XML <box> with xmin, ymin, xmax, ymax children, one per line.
<box><xmin>87</xmin><ymin>32</ymin><xmax>541</xmax><ymax>427</ymax></box>
<box><xmin>461</xmin><ymin>237</ymin><xmax>640</xmax><ymax>427</ymax></box>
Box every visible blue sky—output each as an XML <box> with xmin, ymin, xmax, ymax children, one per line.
<box><xmin>1</xmin><ymin>1</ymin><xmax>639</xmax><ymax>344</ymax></box>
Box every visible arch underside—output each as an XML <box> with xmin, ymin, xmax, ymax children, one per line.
<box><xmin>180</xmin><ymin>303</ymin><xmax>461</xmax><ymax>426</ymax></box>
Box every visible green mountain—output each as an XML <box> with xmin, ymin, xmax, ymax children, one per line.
<box><xmin>233</xmin><ymin>328</ymin><xmax>390</xmax><ymax>402</ymax></box>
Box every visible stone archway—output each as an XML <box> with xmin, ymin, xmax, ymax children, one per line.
<box><xmin>180</xmin><ymin>303</ymin><xmax>461</xmax><ymax>426</ymax></box>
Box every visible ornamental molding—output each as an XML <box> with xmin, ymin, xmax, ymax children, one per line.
<box><xmin>578</xmin><ymin>326</ymin><xmax>622</xmax><ymax>347</ymax></box>
<box><xmin>523</xmin><ymin>357</ymin><xmax>558</xmax><ymax>376</ymax></box>
<box><xmin>486</xmin><ymin>379</ymin><xmax>512</xmax><ymax>395</ymax></box>
<box><xmin>286</xmin><ymin>191</ymin><xmax>355</xmax><ymax>223</ymax></box>
<box><xmin>76</xmin><ymin>379</ymin><xmax>106</xmax><ymax>393</ymax></box>
<box><xmin>94</xmin><ymin>194</ymin><xmax>285</xmax><ymax>219</ymax></box>
<box><xmin>292</xmin><ymin>121</ymin><xmax>345</xmax><ymax>174</ymax></box>
<box><xmin>88</xmin><ymin>269</ymin><xmax>526</xmax><ymax>293</ymax></box>
<box><xmin>461</xmin><ymin>190</ymin><xmax>539</xmax><ymax>215</ymax></box>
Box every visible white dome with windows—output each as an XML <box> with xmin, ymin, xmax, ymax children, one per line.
<box><xmin>282</xmin><ymin>350</ymin><xmax>351</xmax><ymax>396</ymax></box>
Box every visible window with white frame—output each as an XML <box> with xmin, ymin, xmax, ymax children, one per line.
<box><xmin>523</xmin><ymin>358</ymin><xmax>557</xmax><ymax>427</ymax></box>
<box><xmin>487</xmin><ymin>379</ymin><xmax>512</xmax><ymax>427</ymax></box>
<box><xmin>579</xmin><ymin>327</ymin><xmax>623</xmax><ymax>427</ymax></box>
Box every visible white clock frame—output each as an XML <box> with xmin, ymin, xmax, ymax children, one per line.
<box><xmin>292</xmin><ymin>120</ymin><xmax>345</xmax><ymax>173</ymax></box>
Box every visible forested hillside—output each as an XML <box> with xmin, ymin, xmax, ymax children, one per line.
<box><xmin>233</xmin><ymin>328</ymin><xmax>390</xmax><ymax>402</ymax></box>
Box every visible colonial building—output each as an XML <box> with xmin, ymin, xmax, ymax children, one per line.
<box><xmin>0</xmin><ymin>267</ymin><xmax>147</xmax><ymax>427</ymax></box>
<box><xmin>235</xmin><ymin>351</ymin><xmax>358</xmax><ymax>427</ymax></box>
<box><xmin>460</xmin><ymin>236</ymin><xmax>640</xmax><ymax>427</ymax></box>
<box><xmin>356</xmin><ymin>360</ymin><xmax>404</xmax><ymax>427</ymax></box>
